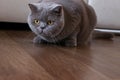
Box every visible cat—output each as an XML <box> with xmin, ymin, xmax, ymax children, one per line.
<box><xmin>27</xmin><ymin>0</ymin><xmax>97</xmax><ymax>47</ymax></box>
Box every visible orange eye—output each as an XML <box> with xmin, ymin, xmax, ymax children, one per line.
<box><xmin>34</xmin><ymin>19</ymin><xmax>40</xmax><ymax>24</ymax></box>
<box><xmin>47</xmin><ymin>20</ymin><xmax>54</xmax><ymax>25</ymax></box>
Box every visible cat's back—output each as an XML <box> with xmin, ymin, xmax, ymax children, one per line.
<box><xmin>40</xmin><ymin>0</ymin><xmax>85</xmax><ymax>16</ymax></box>
<box><xmin>40</xmin><ymin>0</ymin><xmax>82</xmax><ymax>3</ymax></box>
<box><xmin>40</xmin><ymin>0</ymin><xmax>84</xmax><ymax>9</ymax></box>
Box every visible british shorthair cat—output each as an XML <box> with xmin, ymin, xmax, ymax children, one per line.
<box><xmin>28</xmin><ymin>0</ymin><xmax>97</xmax><ymax>47</ymax></box>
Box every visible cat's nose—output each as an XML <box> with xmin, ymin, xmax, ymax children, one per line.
<box><xmin>41</xmin><ymin>26</ymin><xmax>45</xmax><ymax>29</ymax></box>
<box><xmin>40</xmin><ymin>22</ymin><xmax>46</xmax><ymax>29</ymax></box>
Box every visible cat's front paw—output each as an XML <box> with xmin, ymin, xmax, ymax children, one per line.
<box><xmin>64</xmin><ymin>40</ymin><xmax>77</xmax><ymax>47</ymax></box>
<box><xmin>65</xmin><ymin>43</ymin><xmax>77</xmax><ymax>47</ymax></box>
<box><xmin>33</xmin><ymin>36</ymin><xmax>44</xmax><ymax>44</ymax></box>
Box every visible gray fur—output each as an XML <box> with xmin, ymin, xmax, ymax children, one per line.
<box><xmin>28</xmin><ymin>0</ymin><xmax>97</xmax><ymax>47</ymax></box>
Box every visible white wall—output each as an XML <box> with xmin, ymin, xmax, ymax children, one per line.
<box><xmin>0</xmin><ymin>0</ymin><xmax>39</xmax><ymax>23</ymax></box>
<box><xmin>0</xmin><ymin>0</ymin><xmax>120</xmax><ymax>29</ymax></box>
<box><xmin>0</xmin><ymin>0</ymin><xmax>88</xmax><ymax>23</ymax></box>
<box><xmin>89</xmin><ymin>0</ymin><xmax>120</xmax><ymax>29</ymax></box>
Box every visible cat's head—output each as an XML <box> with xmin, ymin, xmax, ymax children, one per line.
<box><xmin>28</xmin><ymin>2</ymin><xmax>64</xmax><ymax>40</ymax></box>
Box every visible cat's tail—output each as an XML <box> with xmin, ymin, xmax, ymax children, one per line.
<box><xmin>92</xmin><ymin>29</ymin><xmax>114</xmax><ymax>39</ymax></box>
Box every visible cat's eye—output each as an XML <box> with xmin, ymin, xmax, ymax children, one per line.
<box><xmin>34</xmin><ymin>19</ymin><xmax>40</xmax><ymax>24</ymax></box>
<box><xmin>47</xmin><ymin>20</ymin><xmax>54</xmax><ymax>25</ymax></box>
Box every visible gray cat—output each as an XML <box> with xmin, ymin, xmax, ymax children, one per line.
<box><xmin>27</xmin><ymin>0</ymin><xmax>97</xmax><ymax>47</ymax></box>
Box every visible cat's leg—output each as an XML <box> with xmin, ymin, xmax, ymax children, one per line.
<box><xmin>77</xmin><ymin>4</ymin><xmax>97</xmax><ymax>46</ymax></box>
<box><xmin>64</xmin><ymin>31</ymin><xmax>78</xmax><ymax>47</ymax></box>
<box><xmin>33</xmin><ymin>36</ymin><xmax>46</xmax><ymax>44</ymax></box>
<box><xmin>77</xmin><ymin>34</ymin><xmax>92</xmax><ymax>46</ymax></box>
<box><xmin>64</xmin><ymin>36</ymin><xmax>77</xmax><ymax>47</ymax></box>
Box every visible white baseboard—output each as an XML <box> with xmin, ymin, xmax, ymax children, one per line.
<box><xmin>95</xmin><ymin>28</ymin><xmax>120</xmax><ymax>34</ymax></box>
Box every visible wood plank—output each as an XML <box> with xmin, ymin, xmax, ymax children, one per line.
<box><xmin>0</xmin><ymin>31</ymin><xmax>54</xmax><ymax>80</ymax></box>
<box><xmin>0</xmin><ymin>30</ymin><xmax>120</xmax><ymax>80</ymax></box>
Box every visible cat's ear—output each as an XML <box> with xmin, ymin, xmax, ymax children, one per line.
<box><xmin>28</xmin><ymin>3</ymin><xmax>38</xmax><ymax>13</ymax></box>
<box><xmin>52</xmin><ymin>5</ymin><xmax>63</xmax><ymax>16</ymax></box>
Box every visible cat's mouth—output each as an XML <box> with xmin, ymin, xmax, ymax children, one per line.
<box><xmin>40</xmin><ymin>30</ymin><xmax>43</xmax><ymax>34</ymax></box>
<box><xmin>37</xmin><ymin>29</ymin><xmax>43</xmax><ymax>34</ymax></box>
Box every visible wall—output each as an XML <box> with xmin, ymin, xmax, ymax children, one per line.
<box><xmin>89</xmin><ymin>0</ymin><xmax>120</xmax><ymax>29</ymax></box>
<box><xmin>0</xmin><ymin>0</ymin><xmax>39</xmax><ymax>23</ymax></box>
<box><xmin>2</xmin><ymin>0</ymin><xmax>120</xmax><ymax>29</ymax></box>
<box><xmin>0</xmin><ymin>0</ymin><xmax>88</xmax><ymax>23</ymax></box>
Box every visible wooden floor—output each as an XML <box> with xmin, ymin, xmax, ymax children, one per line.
<box><xmin>0</xmin><ymin>30</ymin><xmax>120</xmax><ymax>80</ymax></box>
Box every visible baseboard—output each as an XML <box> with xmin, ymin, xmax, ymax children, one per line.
<box><xmin>95</xmin><ymin>28</ymin><xmax>120</xmax><ymax>34</ymax></box>
<box><xmin>0</xmin><ymin>22</ymin><xmax>30</xmax><ymax>30</ymax></box>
